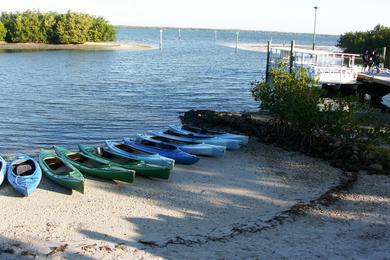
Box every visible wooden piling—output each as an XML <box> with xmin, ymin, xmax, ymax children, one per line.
<box><xmin>289</xmin><ymin>40</ymin><xmax>295</xmax><ymax>73</ymax></box>
<box><xmin>265</xmin><ymin>41</ymin><xmax>272</xmax><ymax>83</ymax></box>
<box><xmin>159</xmin><ymin>29</ymin><xmax>163</xmax><ymax>50</ymax></box>
<box><xmin>235</xmin><ymin>32</ymin><xmax>239</xmax><ymax>53</ymax></box>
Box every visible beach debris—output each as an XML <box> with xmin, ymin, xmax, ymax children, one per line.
<box><xmin>99</xmin><ymin>245</ymin><xmax>113</xmax><ymax>252</ymax></box>
<box><xmin>80</xmin><ymin>243</ymin><xmax>97</xmax><ymax>252</ymax></box>
<box><xmin>46</xmin><ymin>244</ymin><xmax>68</xmax><ymax>257</ymax></box>
<box><xmin>20</xmin><ymin>250</ymin><xmax>37</xmax><ymax>257</ymax></box>
<box><xmin>114</xmin><ymin>243</ymin><xmax>127</xmax><ymax>251</ymax></box>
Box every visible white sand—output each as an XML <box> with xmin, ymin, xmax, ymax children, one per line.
<box><xmin>0</xmin><ymin>140</ymin><xmax>346</xmax><ymax>258</ymax></box>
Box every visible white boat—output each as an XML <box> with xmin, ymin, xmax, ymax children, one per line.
<box><xmin>268</xmin><ymin>47</ymin><xmax>361</xmax><ymax>87</ymax></box>
<box><xmin>382</xmin><ymin>93</ymin><xmax>390</xmax><ymax>108</ymax></box>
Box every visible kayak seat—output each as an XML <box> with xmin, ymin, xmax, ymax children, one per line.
<box><xmin>45</xmin><ymin>157</ymin><xmax>72</xmax><ymax>175</ymax></box>
<box><xmin>13</xmin><ymin>160</ymin><xmax>35</xmax><ymax>176</ymax></box>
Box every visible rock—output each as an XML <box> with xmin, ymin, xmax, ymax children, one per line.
<box><xmin>368</xmin><ymin>163</ymin><xmax>383</xmax><ymax>172</ymax></box>
<box><xmin>334</xmin><ymin>141</ymin><xmax>342</xmax><ymax>148</ymax></box>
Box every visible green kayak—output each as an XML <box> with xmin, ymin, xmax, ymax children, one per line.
<box><xmin>39</xmin><ymin>149</ymin><xmax>85</xmax><ymax>193</ymax></box>
<box><xmin>54</xmin><ymin>146</ymin><xmax>135</xmax><ymax>183</ymax></box>
<box><xmin>78</xmin><ymin>144</ymin><xmax>170</xmax><ymax>179</ymax></box>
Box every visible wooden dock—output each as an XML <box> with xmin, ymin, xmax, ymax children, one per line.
<box><xmin>358</xmin><ymin>71</ymin><xmax>390</xmax><ymax>87</ymax></box>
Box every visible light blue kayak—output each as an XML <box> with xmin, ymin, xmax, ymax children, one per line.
<box><xmin>7</xmin><ymin>154</ymin><xmax>42</xmax><ymax>196</ymax></box>
<box><xmin>169</xmin><ymin>125</ymin><xmax>248</xmax><ymax>145</ymax></box>
<box><xmin>147</xmin><ymin>131</ymin><xmax>225</xmax><ymax>157</ymax></box>
<box><xmin>159</xmin><ymin>128</ymin><xmax>241</xmax><ymax>150</ymax></box>
<box><xmin>0</xmin><ymin>156</ymin><xmax>6</xmax><ymax>186</ymax></box>
<box><xmin>105</xmin><ymin>140</ymin><xmax>175</xmax><ymax>169</ymax></box>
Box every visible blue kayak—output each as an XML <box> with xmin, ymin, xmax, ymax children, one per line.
<box><xmin>180</xmin><ymin>125</ymin><xmax>249</xmax><ymax>144</ymax></box>
<box><xmin>124</xmin><ymin>136</ymin><xmax>199</xmax><ymax>165</ymax></box>
<box><xmin>169</xmin><ymin>125</ymin><xmax>248</xmax><ymax>145</ymax></box>
<box><xmin>161</xmin><ymin>127</ymin><xmax>241</xmax><ymax>150</ymax></box>
<box><xmin>147</xmin><ymin>131</ymin><xmax>225</xmax><ymax>157</ymax></box>
<box><xmin>7</xmin><ymin>154</ymin><xmax>42</xmax><ymax>196</ymax></box>
<box><xmin>105</xmin><ymin>140</ymin><xmax>175</xmax><ymax>169</ymax></box>
<box><xmin>0</xmin><ymin>156</ymin><xmax>6</xmax><ymax>186</ymax></box>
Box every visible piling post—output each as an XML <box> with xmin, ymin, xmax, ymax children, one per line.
<box><xmin>235</xmin><ymin>31</ymin><xmax>239</xmax><ymax>53</ymax></box>
<box><xmin>289</xmin><ymin>40</ymin><xmax>295</xmax><ymax>73</ymax></box>
<box><xmin>178</xmin><ymin>28</ymin><xmax>181</xmax><ymax>40</ymax></box>
<box><xmin>159</xmin><ymin>29</ymin><xmax>163</xmax><ymax>50</ymax></box>
<box><xmin>214</xmin><ymin>30</ymin><xmax>217</xmax><ymax>42</ymax></box>
<box><xmin>265</xmin><ymin>41</ymin><xmax>272</xmax><ymax>83</ymax></box>
<box><xmin>383</xmin><ymin>47</ymin><xmax>387</xmax><ymax>68</ymax></box>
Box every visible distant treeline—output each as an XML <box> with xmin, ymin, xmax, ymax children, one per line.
<box><xmin>337</xmin><ymin>25</ymin><xmax>389</xmax><ymax>67</ymax></box>
<box><xmin>0</xmin><ymin>10</ymin><xmax>116</xmax><ymax>44</ymax></box>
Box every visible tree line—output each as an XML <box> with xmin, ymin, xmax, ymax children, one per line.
<box><xmin>0</xmin><ymin>10</ymin><xmax>116</xmax><ymax>44</ymax></box>
<box><xmin>337</xmin><ymin>25</ymin><xmax>389</xmax><ymax>68</ymax></box>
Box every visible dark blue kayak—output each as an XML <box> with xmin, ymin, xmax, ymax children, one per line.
<box><xmin>123</xmin><ymin>136</ymin><xmax>199</xmax><ymax>165</ymax></box>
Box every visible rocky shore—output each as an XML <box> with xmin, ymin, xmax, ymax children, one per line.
<box><xmin>181</xmin><ymin>109</ymin><xmax>390</xmax><ymax>175</ymax></box>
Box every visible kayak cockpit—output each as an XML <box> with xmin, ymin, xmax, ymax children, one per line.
<box><xmin>115</xmin><ymin>143</ymin><xmax>152</xmax><ymax>155</ymax></box>
<box><xmin>95</xmin><ymin>147</ymin><xmax>138</xmax><ymax>164</ymax></box>
<box><xmin>137</xmin><ymin>139</ymin><xmax>176</xmax><ymax>150</ymax></box>
<box><xmin>44</xmin><ymin>157</ymin><xmax>72</xmax><ymax>175</ymax></box>
<box><xmin>12</xmin><ymin>160</ymin><xmax>36</xmax><ymax>176</ymax></box>
<box><xmin>67</xmin><ymin>153</ymin><xmax>106</xmax><ymax>168</ymax></box>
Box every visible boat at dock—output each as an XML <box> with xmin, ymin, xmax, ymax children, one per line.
<box><xmin>267</xmin><ymin>46</ymin><xmax>361</xmax><ymax>90</ymax></box>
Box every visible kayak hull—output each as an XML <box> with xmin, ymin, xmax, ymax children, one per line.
<box><xmin>125</xmin><ymin>136</ymin><xmax>199</xmax><ymax>165</ymax></box>
<box><xmin>39</xmin><ymin>149</ymin><xmax>85</xmax><ymax>193</ymax></box>
<box><xmin>0</xmin><ymin>156</ymin><xmax>6</xmax><ymax>186</ymax></box>
<box><xmin>146</xmin><ymin>132</ymin><xmax>226</xmax><ymax>157</ymax></box>
<box><xmin>79</xmin><ymin>144</ymin><xmax>171</xmax><ymax>179</ymax></box>
<box><xmin>7</xmin><ymin>155</ymin><xmax>42</xmax><ymax>196</ymax></box>
<box><xmin>169</xmin><ymin>125</ymin><xmax>247</xmax><ymax>146</ymax></box>
<box><xmin>55</xmin><ymin>146</ymin><xmax>135</xmax><ymax>183</ymax></box>
<box><xmin>179</xmin><ymin>125</ymin><xmax>249</xmax><ymax>144</ymax></box>
<box><xmin>105</xmin><ymin>140</ymin><xmax>175</xmax><ymax>169</ymax></box>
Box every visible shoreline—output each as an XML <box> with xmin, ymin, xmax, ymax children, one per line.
<box><xmin>0</xmin><ymin>41</ymin><xmax>155</xmax><ymax>51</ymax></box>
<box><xmin>218</xmin><ymin>42</ymin><xmax>343</xmax><ymax>53</ymax></box>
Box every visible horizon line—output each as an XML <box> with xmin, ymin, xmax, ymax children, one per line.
<box><xmin>114</xmin><ymin>25</ymin><xmax>340</xmax><ymax>37</ymax></box>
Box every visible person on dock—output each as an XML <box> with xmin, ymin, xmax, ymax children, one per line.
<box><xmin>368</xmin><ymin>51</ymin><xmax>375</xmax><ymax>73</ymax></box>
<box><xmin>373</xmin><ymin>51</ymin><xmax>382</xmax><ymax>73</ymax></box>
<box><xmin>362</xmin><ymin>50</ymin><xmax>369</xmax><ymax>72</ymax></box>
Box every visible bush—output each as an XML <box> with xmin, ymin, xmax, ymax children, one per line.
<box><xmin>251</xmin><ymin>65</ymin><xmax>388</xmax><ymax>143</ymax></box>
<box><xmin>0</xmin><ymin>10</ymin><xmax>116</xmax><ymax>44</ymax></box>
<box><xmin>338</xmin><ymin>25</ymin><xmax>390</xmax><ymax>68</ymax></box>
<box><xmin>0</xmin><ymin>21</ymin><xmax>6</xmax><ymax>41</ymax></box>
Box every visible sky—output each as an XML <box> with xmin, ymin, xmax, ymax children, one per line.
<box><xmin>1</xmin><ymin>0</ymin><xmax>390</xmax><ymax>35</ymax></box>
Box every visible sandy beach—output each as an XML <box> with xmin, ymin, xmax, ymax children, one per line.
<box><xmin>0</xmin><ymin>42</ymin><xmax>154</xmax><ymax>51</ymax></box>
<box><xmin>0</xmin><ymin>139</ymin><xmax>366</xmax><ymax>259</ymax></box>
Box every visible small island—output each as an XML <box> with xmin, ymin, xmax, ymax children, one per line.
<box><xmin>0</xmin><ymin>10</ymin><xmax>152</xmax><ymax>51</ymax></box>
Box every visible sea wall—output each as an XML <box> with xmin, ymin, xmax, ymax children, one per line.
<box><xmin>181</xmin><ymin>109</ymin><xmax>390</xmax><ymax>175</ymax></box>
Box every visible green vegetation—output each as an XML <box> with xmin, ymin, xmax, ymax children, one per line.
<box><xmin>337</xmin><ymin>25</ymin><xmax>390</xmax><ymax>68</ymax></box>
<box><xmin>0</xmin><ymin>21</ymin><xmax>6</xmax><ymax>41</ymax></box>
<box><xmin>0</xmin><ymin>10</ymin><xmax>116</xmax><ymax>44</ymax></box>
<box><xmin>251</xmin><ymin>64</ymin><xmax>388</xmax><ymax>144</ymax></box>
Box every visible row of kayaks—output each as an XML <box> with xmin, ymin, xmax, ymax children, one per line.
<box><xmin>0</xmin><ymin>125</ymin><xmax>248</xmax><ymax>196</ymax></box>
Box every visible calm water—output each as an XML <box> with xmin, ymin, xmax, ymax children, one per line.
<box><xmin>0</xmin><ymin>28</ymin><xmax>338</xmax><ymax>155</ymax></box>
